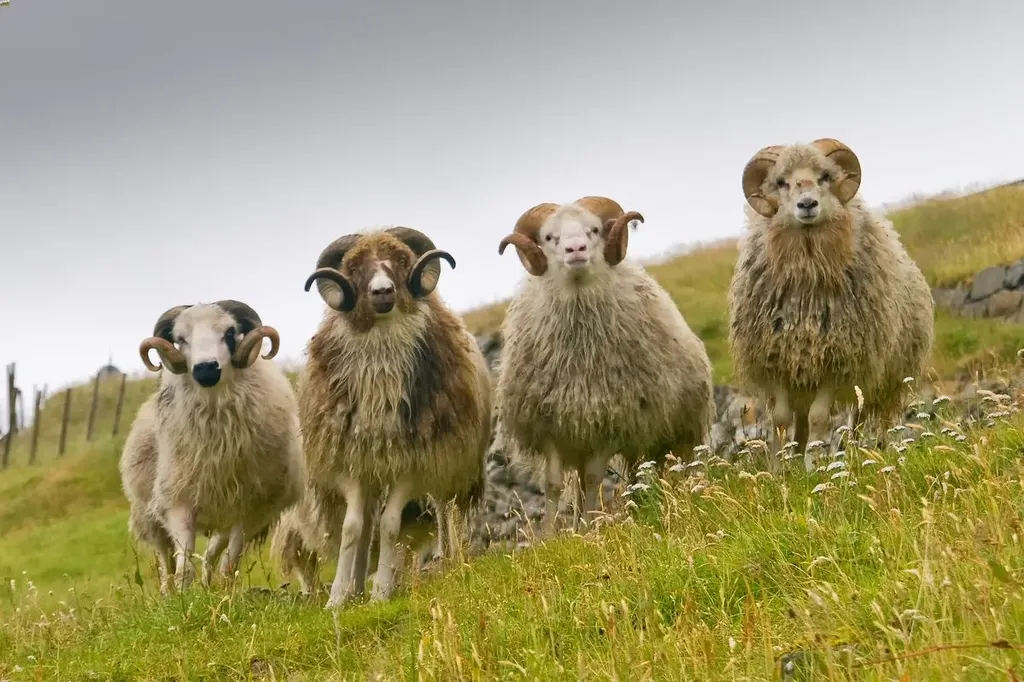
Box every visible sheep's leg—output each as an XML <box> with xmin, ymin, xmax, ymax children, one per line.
<box><xmin>294</xmin><ymin>548</ymin><xmax>320</xmax><ymax>596</ymax></box>
<box><xmin>165</xmin><ymin>506</ymin><xmax>197</xmax><ymax>590</ymax></box>
<box><xmin>805</xmin><ymin>389</ymin><xmax>833</xmax><ymax>473</ymax></box>
<box><xmin>327</xmin><ymin>481</ymin><xmax>369</xmax><ymax>609</ymax></box>
<box><xmin>219</xmin><ymin>524</ymin><xmax>245</xmax><ymax>579</ymax></box>
<box><xmin>351</xmin><ymin>503</ymin><xmax>374</xmax><ymax>598</ymax></box>
<box><xmin>543</xmin><ymin>447</ymin><xmax>565</xmax><ymax>538</ymax></box>
<box><xmin>371</xmin><ymin>477</ymin><xmax>416</xmax><ymax>602</ymax></box>
<box><xmin>202</xmin><ymin>532</ymin><xmax>228</xmax><ymax>586</ymax></box>
<box><xmin>770</xmin><ymin>390</ymin><xmax>793</xmax><ymax>471</ymax></box>
<box><xmin>579</xmin><ymin>453</ymin><xmax>611</xmax><ymax>531</ymax></box>
<box><xmin>156</xmin><ymin>537</ymin><xmax>175</xmax><ymax>597</ymax></box>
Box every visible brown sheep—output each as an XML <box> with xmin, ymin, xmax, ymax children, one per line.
<box><xmin>728</xmin><ymin>138</ymin><xmax>935</xmax><ymax>471</ymax></box>
<box><xmin>300</xmin><ymin>227</ymin><xmax>492</xmax><ymax>607</ymax></box>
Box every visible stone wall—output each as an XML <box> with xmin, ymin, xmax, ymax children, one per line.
<box><xmin>932</xmin><ymin>259</ymin><xmax>1024</xmax><ymax>322</ymax></box>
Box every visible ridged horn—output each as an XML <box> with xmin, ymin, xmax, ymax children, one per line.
<box><xmin>574</xmin><ymin>196</ymin><xmax>642</xmax><ymax>266</ymax></box>
<box><xmin>811</xmin><ymin>138</ymin><xmax>862</xmax><ymax>204</ymax></box>
<box><xmin>498</xmin><ymin>203</ymin><xmax>558</xmax><ymax>276</ymax></box>
<box><xmin>139</xmin><ymin>337</ymin><xmax>188</xmax><ymax>374</ymax></box>
<box><xmin>305</xmin><ymin>234</ymin><xmax>362</xmax><ymax>312</ymax></box>
<box><xmin>742</xmin><ymin>145</ymin><xmax>784</xmax><ymax>217</ymax></box>
<box><xmin>386</xmin><ymin>227</ymin><xmax>456</xmax><ymax>297</ymax></box>
<box><xmin>231</xmin><ymin>325</ymin><xmax>280</xmax><ymax>369</ymax></box>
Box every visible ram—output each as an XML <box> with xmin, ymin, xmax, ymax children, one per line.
<box><xmin>119</xmin><ymin>300</ymin><xmax>304</xmax><ymax>592</ymax></box>
<box><xmin>496</xmin><ymin>196</ymin><xmax>715</xmax><ymax>535</ymax></box>
<box><xmin>728</xmin><ymin>138</ymin><xmax>934</xmax><ymax>472</ymax></box>
<box><xmin>300</xmin><ymin>227</ymin><xmax>492</xmax><ymax>607</ymax></box>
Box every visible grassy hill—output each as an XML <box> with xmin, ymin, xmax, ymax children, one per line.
<box><xmin>2</xmin><ymin>183</ymin><xmax>1024</xmax><ymax>679</ymax></box>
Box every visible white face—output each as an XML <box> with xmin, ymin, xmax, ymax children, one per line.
<box><xmin>169</xmin><ymin>305</ymin><xmax>243</xmax><ymax>388</ymax></box>
<box><xmin>768</xmin><ymin>158</ymin><xmax>845</xmax><ymax>227</ymax></box>
<box><xmin>538</xmin><ymin>206</ymin><xmax>607</xmax><ymax>277</ymax></box>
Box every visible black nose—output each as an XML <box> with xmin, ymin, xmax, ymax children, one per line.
<box><xmin>797</xmin><ymin>198</ymin><xmax>819</xmax><ymax>210</ymax></box>
<box><xmin>192</xmin><ymin>361</ymin><xmax>221</xmax><ymax>387</ymax></box>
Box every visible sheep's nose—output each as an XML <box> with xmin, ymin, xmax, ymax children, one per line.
<box><xmin>371</xmin><ymin>282</ymin><xmax>395</xmax><ymax>296</ymax></box>
<box><xmin>797</xmin><ymin>197</ymin><xmax>819</xmax><ymax>210</ymax></box>
<box><xmin>564</xmin><ymin>243</ymin><xmax>588</xmax><ymax>254</ymax></box>
<box><xmin>192</xmin><ymin>361</ymin><xmax>221</xmax><ymax>388</ymax></box>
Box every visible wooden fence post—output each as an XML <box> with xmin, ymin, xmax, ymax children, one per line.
<box><xmin>86</xmin><ymin>372</ymin><xmax>101</xmax><ymax>442</ymax></box>
<box><xmin>29</xmin><ymin>387</ymin><xmax>42</xmax><ymax>465</ymax></box>
<box><xmin>5</xmin><ymin>363</ymin><xmax>16</xmax><ymax>438</ymax></box>
<box><xmin>58</xmin><ymin>388</ymin><xmax>72</xmax><ymax>456</ymax></box>
<box><xmin>112</xmin><ymin>373</ymin><xmax>127</xmax><ymax>436</ymax></box>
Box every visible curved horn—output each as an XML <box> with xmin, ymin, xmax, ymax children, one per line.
<box><xmin>573</xmin><ymin>196</ymin><xmax>625</xmax><ymax>224</ymax></box>
<box><xmin>603</xmin><ymin>211</ymin><xmax>644</xmax><ymax>266</ymax></box>
<box><xmin>499</xmin><ymin>202</ymin><xmax>558</xmax><ymax>277</ymax></box>
<box><xmin>139</xmin><ymin>337</ymin><xmax>188</xmax><ymax>374</ymax></box>
<box><xmin>742</xmin><ymin>145</ymin><xmax>784</xmax><ymax>217</ymax></box>
<box><xmin>231</xmin><ymin>325</ymin><xmax>280</xmax><ymax>369</ymax></box>
<box><xmin>408</xmin><ymin>249</ymin><xmax>456</xmax><ymax>298</ymax></box>
<box><xmin>812</xmin><ymin>138</ymin><xmax>862</xmax><ymax>204</ymax></box>
<box><xmin>385</xmin><ymin>226</ymin><xmax>436</xmax><ymax>257</ymax></box>
<box><xmin>304</xmin><ymin>268</ymin><xmax>357</xmax><ymax>312</ymax></box>
<box><xmin>315</xmin><ymin>233</ymin><xmax>363</xmax><ymax>270</ymax></box>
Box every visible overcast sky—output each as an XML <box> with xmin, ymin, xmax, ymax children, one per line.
<box><xmin>1</xmin><ymin>0</ymin><xmax>1022</xmax><ymax>410</ymax></box>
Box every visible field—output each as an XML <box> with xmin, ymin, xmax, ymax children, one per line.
<box><xmin>2</xmin><ymin>184</ymin><xmax>1024</xmax><ymax>680</ymax></box>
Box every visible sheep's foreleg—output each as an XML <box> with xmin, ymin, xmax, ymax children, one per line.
<box><xmin>770</xmin><ymin>389</ymin><xmax>793</xmax><ymax>471</ymax></box>
<box><xmin>371</xmin><ymin>477</ymin><xmax>415</xmax><ymax>601</ymax></box>
<box><xmin>156</xmin><ymin>541</ymin><xmax>174</xmax><ymax>597</ymax></box>
<box><xmin>219</xmin><ymin>524</ymin><xmax>245</xmax><ymax>579</ymax></box>
<box><xmin>165</xmin><ymin>506</ymin><xmax>197</xmax><ymax>590</ymax></box>
<box><xmin>327</xmin><ymin>481</ymin><xmax>368</xmax><ymax>609</ymax></box>
<box><xmin>806</xmin><ymin>388</ymin><xmax>833</xmax><ymax>473</ymax></box>
<box><xmin>543</xmin><ymin>446</ymin><xmax>564</xmax><ymax>538</ymax></box>
<box><xmin>202</xmin><ymin>532</ymin><xmax>228</xmax><ymax>586</ymax></box>
<box><xmin>579</xmin><ymin>453</ymin><xmax>611</xmax><ymax>531</ymax></box>
<box><xmin>352</xmin><ymin>503</ymin><xmax>374</xmax><ymax>597</ymax></box>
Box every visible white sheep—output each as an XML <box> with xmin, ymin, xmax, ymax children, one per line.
<box><xmin>299</xmin><ymin>227</ymin><xmax>492</xmax><ymax>607</ymax></box>
<box><xmin>119</xmin><ymin>300</ymin><xmax>304</xmax><ymax>592</ymax></box>
<box><xmin>495</xmin><ymin>196</ymin><xmax>716</xmax><ymax>535</ymax></box>
<box><xmin>728</xmin><ymin>138</ymin><xmax>935</xmax><ymax>472</ymax></box>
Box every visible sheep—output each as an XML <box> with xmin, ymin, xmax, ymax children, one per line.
<box><xmin>495</xmin><ymin>196</ymin><xmax>716</xmax><ymax>536</ymax></box>
<box><xmin>119</xmin><ymin>300</ymin><xmax>304</xmax><ymax>592</ymax></box>
<box><xmin>727</xmin><ymin>138</ymin><xmax>934</xmax><ymax>472</ymax></box>
<box><xmin>269</xmin><ymin>486</ymin><xmax>441</xmax><ymax>597</ymax></box>
<box><xmin>299</xmin><ymin>226</ymin><xmax>492</xmax><ymax>607</ymax></box>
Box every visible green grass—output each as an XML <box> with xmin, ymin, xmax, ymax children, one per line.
<box><xmin>4</xmin><ymin>385</ymin><xmax>1024</xmax><ymax>679</ymax></box>
<box><xmin>464</xmin><ymin>183</ymin><xmax>1024</xmax><ymax>384</ymax></box>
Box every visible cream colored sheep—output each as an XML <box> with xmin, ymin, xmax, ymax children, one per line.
<box><xmin>119</xmin><ymin>300</ymin><xmax>304</xmax><ymax>592</ymax></box>
<box><xmin>496</xmin><ymin>196</ymin><xmax>715</xmax><ymax>536</ymax></box>
<box><xmin>728</xmin><ymin>138</ymin><xmax>934</xmax><ymax>472</ymax></box>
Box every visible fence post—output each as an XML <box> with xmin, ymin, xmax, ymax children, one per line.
<box><xmin>58</xmin><ymin>388</ymin><xmax>72</xmax><ymax>456</ymax></box>
<box><xmin>5</xmin><ymin>363</ymin><xmax>17</xmax><ymax>438</ymax></box>
<box><xmin>29</xmin><ymin>387</ymin><xmax>42</xmax><ymax>465</ymax></box>
<box><xmin>112</xmin><ymin>373</ymin><xmax>127</xmax><ymax>436</ymax></box>
<box><xmin>86</xmin><ymin>372</ymin><xmax>101</xmax><ymax>442</ymax></box>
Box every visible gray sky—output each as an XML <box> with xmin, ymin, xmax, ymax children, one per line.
<box><xmin>1</xmin><ymin>0</ymin><xmax>1022</xmax><ymax>406</ymax></box>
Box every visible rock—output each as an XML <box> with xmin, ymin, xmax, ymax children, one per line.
<box><xmin>969</xmin><ymin>265</ymin><xmax>1007</xmax><ymax>301</ymax></box>
<box><xmin>931</xmin><ymin>286</ymin><xmax>967</xmax><ymax>311</ymax></box>
<box><xmin>1006</xmin><ymin>260</ymin><xmax>1024</xmax><ymax>289</ymax></box>
<box><xmin>961</xmin><ymin>300</ymin><xmax>989</xmax><ymax>318</ymax></box>
<box><xmin>986</xmin><ymin>289</ymin><xmax>1024</xmax><ymax>318</ymax></box>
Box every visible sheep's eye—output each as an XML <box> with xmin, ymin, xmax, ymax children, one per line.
<box><xmin>591</xmin><ymin>227</ymin><xmax>599</xmax><ymax>235</ymax></box>
<box><xmin>175</xmin><ymin>336</ymin><xmax>186</xmax><ymax>346</ymax></box>
<box><xmin>775</xmin><ymin>177</ymin><xmax>788</xmax><ymax>188</ymax></box>
<box><xmin>819</xmin><ymin>172</ymin><xmax>832</xmax><ymax>184</ymax></box>
<box><xmin>224</xmin><ymin>327</ymin><xmax>237</xmax><ymax>354</ymax></box>
<box><xmin>544</xmin><ymin>234</ymin><xmax>553</xmax><ymax>242</ymax></box>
